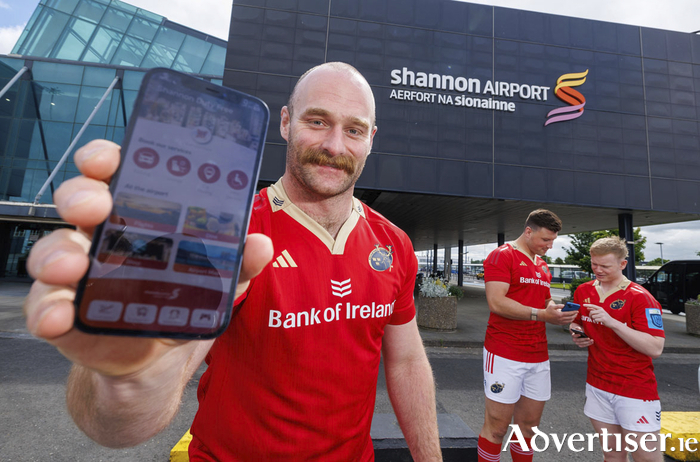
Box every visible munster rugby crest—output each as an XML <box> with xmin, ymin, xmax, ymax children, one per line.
<box><xmin>369</xmin><ymin>244</ymin><xmax>393</xmax><ymax>272</ymax></box>
<box><xmin>490</xmin><ymin>382</ymin><xmax>505</xmax><ymax>394</ymax></box>
<box><xmin>610</xmin><ymin>299</ymin><xmax>626</xmax><ymax>310</ymax></box>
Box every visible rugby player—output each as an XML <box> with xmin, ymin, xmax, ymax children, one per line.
<box><xmin>478</xmin><ymin>209</ymin><xmax>577</xmax><ymax>462</ymax></box>
<box><xmin>571</xmin><ymin>236</ymin><xmax>665</xmax><ymax>462</ymax></box>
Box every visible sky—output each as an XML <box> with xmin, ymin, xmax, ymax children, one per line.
<box><xmin>2</xmin><ymin>0</ymin><xmax>700</xmax><ymax>262</ymax></box>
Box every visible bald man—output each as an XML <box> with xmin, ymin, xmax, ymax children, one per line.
<box><xmin>24</xmin><ymin>62</ymin><xmax>441</xmax><ymax>461</ymax></box>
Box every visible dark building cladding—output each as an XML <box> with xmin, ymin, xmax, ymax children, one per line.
<box><xmin>222</xmin><ymin>0</ymin><xmax>700</xmax><ymax>276</ymax></box>
<box><xmin>3</xmin><ymin>0</ymin><xmax>700</xmax><ymax>280</ymax></box>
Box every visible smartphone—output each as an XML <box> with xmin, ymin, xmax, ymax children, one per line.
<box><xmin>570</xmin><ymin>327</ymin><xmax>588</xmax><ymax>338</ymax></box>
<box><xmin>562</xmin><ymin>302</ymin><xmax>580</xmax><ymax>312</ymax></box>
<box><xmin>74</xmin><ymin>68</ymin><xmax>269</xmax><ymax>339</ymax></box>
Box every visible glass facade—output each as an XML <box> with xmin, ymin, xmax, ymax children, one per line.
<box><xmin>224</xmin><ymin>0</ymin><xmax>700</xmax><ymax>215</ymax></box>
<box><xmin>1</xmin><ymin>0</ymin><xmax>226</xmax><ymax>206</ymax></box>
<box><xmin>0</xmin><ymin>0</ymin><xmax>226</xmax><ymax>278</ymax></box>
<box><xmin>12</xmin><ymin>0</ymin><xmax>226</xmax><ymax>75</ymax></box>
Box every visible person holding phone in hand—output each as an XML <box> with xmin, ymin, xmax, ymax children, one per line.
<box><xmin>478</xmin><ymin>209</ymin><xmax>578</xmax><ymax>462</ymax></box>
<box><xmin>23</xmin><ymin>62</ymin><xmax>442</xmax><ymax>462</ymax></box>
<box><xmin>571</xmin><ymin>236</ymin><xmax>665</xmax><ymax>462</ymax></box>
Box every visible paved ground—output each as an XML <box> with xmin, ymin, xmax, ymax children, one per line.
<box><xmin>1</xmin><ymin>279</ymin><xmax>698</xmax><ymax>461</ymax></box>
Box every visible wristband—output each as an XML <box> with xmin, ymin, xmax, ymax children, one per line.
<box><xmin>531</xmin><ymin>308</ymin><xmax>538</xmax><ymax>321</ymax></box>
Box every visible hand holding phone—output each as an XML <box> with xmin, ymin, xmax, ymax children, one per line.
<box><xmin>562</xmin><ymin>302</ymin><xmax>580</xmax><ymax>312</ymax></box>
<box><xmin>570</xmin><ymin>327</ymin><xmax>588</xmax><ymax>338</ymax></box>
<box><xmin>73</xmin><ymin>68</ymin><xmax>269</xmax><ymax>339</ymax></box>
<box><xmin>24</xmin><ymin>140</ymin><xmax>273</xmax><ymax>378</ymax></box>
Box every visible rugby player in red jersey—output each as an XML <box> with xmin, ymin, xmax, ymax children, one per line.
<box><xmin>477</xmin><ymin>209</ymin><xmax>577</xmax><ymax>462</ymax></box>
<box><xmin>571</xmin><ymin>237</ymin><xmax>665</xmax><ymax>462</ymax></box>
<box><xmin>22</xmin><ymin>63</ymin><xmax>442</xmax><ymax>461</ymax></box>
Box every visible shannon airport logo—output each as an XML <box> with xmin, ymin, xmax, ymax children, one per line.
<box><xmin>544</xmin><ymin>69</ymin><xmax>589</xmax><ymax>126</ymax></box>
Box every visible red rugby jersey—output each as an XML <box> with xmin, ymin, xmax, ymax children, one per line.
<box><xmin>483</xmin><ymin>243</ymin><xmax>552</xmax><ymax>362</ymax></box>
<box><xmin>188</xmin><ymin>181</ymin><xmax>417</xmax><ymax>461</ymax></box>
<box><xmin>574</xmin><ymin>278</ymin><xmax>665</xmax><ymax>400</ymax></box>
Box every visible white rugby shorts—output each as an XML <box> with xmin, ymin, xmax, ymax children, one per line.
<box><xmin>483</xmin><ymin>348</ymin><xmax>551</xmax><ymax>404</ymax></box>
<box><xmin>584</xmin><ymin>384</ymin><xmax>661</xmax><ymax>432</ymax></box>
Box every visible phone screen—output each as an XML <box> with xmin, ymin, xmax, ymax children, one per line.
<box><xmin>74</xmin><ymin>68</ymin><xmax>268</xmax><ymax>339</ymax></box>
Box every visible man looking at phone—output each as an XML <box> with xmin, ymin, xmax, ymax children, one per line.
<box><xmin>570</xmin><ymin>237</ymin><xmax>665</xmax><ymax>462</ymax></box>
<box><xmin>23</xmin><ymin>62</ymin><xmax>442</xmax><ymax>461</ymax></box>
<box><xmin>478</xmin><ymin>209</ymin><xmax>577</xmax><ymax>462</ymax></box>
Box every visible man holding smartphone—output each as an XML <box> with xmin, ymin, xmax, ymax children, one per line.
<box><xmin>23</xmin><ymin>62</ymin><xmax>442</xmax><ymax>461</ymax></box>
<box><xmin>571</xmin><ymin>237</ymin><xmax>665</xmax><ymax>462</ymax></box>
<box><xmin>478</xmin><ymin>209</ymin><xmax>577</xmax><ymax>462</ymax></box>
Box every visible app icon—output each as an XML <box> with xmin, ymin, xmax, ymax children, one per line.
<box><xmin>133</xmin><ymin>147</ymin><xmax>159</xmax><ymax>169</ymax></box>
<box><xmin>86</xmin><ymin>300</ymin><xmax>123</xmax><ymax>322</ymax></box>
<box><xmin>191</xmin><ymin>309</ymin><xmax>218</xmax><ymax>328</ymax></box>
<box><xmin>192</xmin><ymin>126</ymin><xmax>213</xmax><ymax>144</ymax></box>
<box><xmin>198</xmin><ymin>163</ymin><xmax>220</xmax><ymax>184</ymax></box>
<box><xmin>158</xmin><ymin>306</ymin><xmax>189</xmax><ymax>326</ymax></box>
<box><xmin>124</xmin><ymin>303</ymin><xmax>158</xmax><ymax>324</ymax></box>
<box><xmin>167</xmin><ymin>155</ymin><xmax>191</xmax><ymax>177</ymax></box>
<box><xmin>227</xmin><ymin>170</ymin><xmax>249</xmax><ymax>190</ymax></box>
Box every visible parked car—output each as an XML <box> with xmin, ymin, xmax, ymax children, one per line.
<box><xmin>642</xmin><ymin>260</ymin><xmax>700</xmax><ymax>314</ymax></box>
<box><xmin>561</xmin><ymin>270</ymin><xmax>589</xmax><ymax>280</ymax></box>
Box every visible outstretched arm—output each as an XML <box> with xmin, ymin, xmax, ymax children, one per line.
<box><xmin>382</xmin><ymin>318</ymin><xmax>442</xmax><ymax>462</ymax></box>
<box><xmin>24</xmin><ymin>140</ymin><xmax>273</xmax><ymax>447</ymax></box>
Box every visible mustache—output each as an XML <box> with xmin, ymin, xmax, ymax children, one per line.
<box><xmin>299</xmin><ymin>148</ymin><xmax>356</xmax><ymax>175</ymax></box>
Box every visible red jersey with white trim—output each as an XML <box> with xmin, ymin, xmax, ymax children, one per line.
<box><xmin>574</xmin><ymin>278</ymin><xmax>665</xmax><ymax>400</ymax></box>
<box><xmin>188</xmin><ymin>182</ymin><xmax>417</xmax><ymax>461</ymax></box>
<box><xmin>483</xmin><ymin>243</ymin><xmax>552</xmax><ymax>362</ymax></box>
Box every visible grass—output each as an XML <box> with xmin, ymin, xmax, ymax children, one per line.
<box><xmin>550</xmin><ymin>283</ymin><xmax>568</xmax><ymax>289</ymax></box>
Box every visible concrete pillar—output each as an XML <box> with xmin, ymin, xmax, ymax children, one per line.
<box><xmin>457</xmin><ymin>240</ymin><xmax>464</xmax><ymax>286</ymax></box>
<box><xmin>618</xmin><ymin>213</ymin><xmax>636</xmax><ymax>282</ymax></box>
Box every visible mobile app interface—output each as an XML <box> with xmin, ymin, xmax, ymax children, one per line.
<box><xmin>78</xmin><ymin>70</ymin><xmax>267</xmax><ymax>336</ymax></box>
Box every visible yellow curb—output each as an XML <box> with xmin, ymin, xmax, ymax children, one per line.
<box><xmin>661</xmin><ymin>412</ymin><xmax>700</xmax><ymax>461</ymax></box>
<box><xmin>169</xmin><ymin>429</ymin><xmax>192</xmax><ymax>462</ymax></box>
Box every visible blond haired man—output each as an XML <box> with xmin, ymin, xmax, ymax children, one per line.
<box><xmin>571</xmin><ymin>237</ymin><xmax>665</xmax><ymax>462</ymax></box>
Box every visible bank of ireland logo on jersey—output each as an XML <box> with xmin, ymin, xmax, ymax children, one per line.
<box><xmin>544</xmin><ymin>69</ymin><xmax>589</xmax><ymax>126</ymax></box>
<box><xmin>645</xmin><ymin>308</ymin><xmax>664</xmax><ymax>330</ymax></box>
<box><xmin>369</xmin><ymin>244</ymin><xmax>394</xmax><ymax>272</ymax></box>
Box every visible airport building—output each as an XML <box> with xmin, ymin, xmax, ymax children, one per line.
<box><xmin>3</xmin><ymin>0</ymin><xmax>700</xmax><ymax>280</ymax></box>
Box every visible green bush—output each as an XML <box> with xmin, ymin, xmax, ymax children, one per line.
<box><xmin>448</xmin><ymin>285</ymin><xmax>464</xmax><ymax>300</ymax></box>
<box><xmin>569</xmin><ymin>277</ymin><xmax>592</xmax><ymax>299</ymax></box>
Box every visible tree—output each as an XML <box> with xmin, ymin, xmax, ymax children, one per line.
<box><xmin>563</xmin><ymin>232</ymin><xmax>596</xmax><ymax>273</ymax></box>
<box><xmin>543</xmin><ymin>255</ymin><xmax>552</xmax><ymax>264</ymax></box>
<box><xmin>646</xmin><ymin>257</ymin><xmax>664</xmax><ymax>266</ymax></box>
<box><xmin>597</xmin><ymin>228</ymin><xmax>646</xmax><ymax>264</ymax></box>
<box><xmin>563</xmin><ymin>228</ymin><xmax>647</xmax><ymax>273</ymax></box>
<box><xmin>554</xmin><ymin>257</ymin><xmax>564</xmax><ymax>265</ymax></box>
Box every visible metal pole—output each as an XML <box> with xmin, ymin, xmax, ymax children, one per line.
<box><xmin>0</xmin><ymin>66</ymin><xmax>28</xmax><ymax>100</ymax></box>
<box><xmin>656</xmin><ymin>242</ymin><xmax>664</xmax><ymax>264</ymax></box>
<box><xmin>31</xmin><ymin>76</ymin><xmax>121</xmax><ymax>211</ymax></box>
